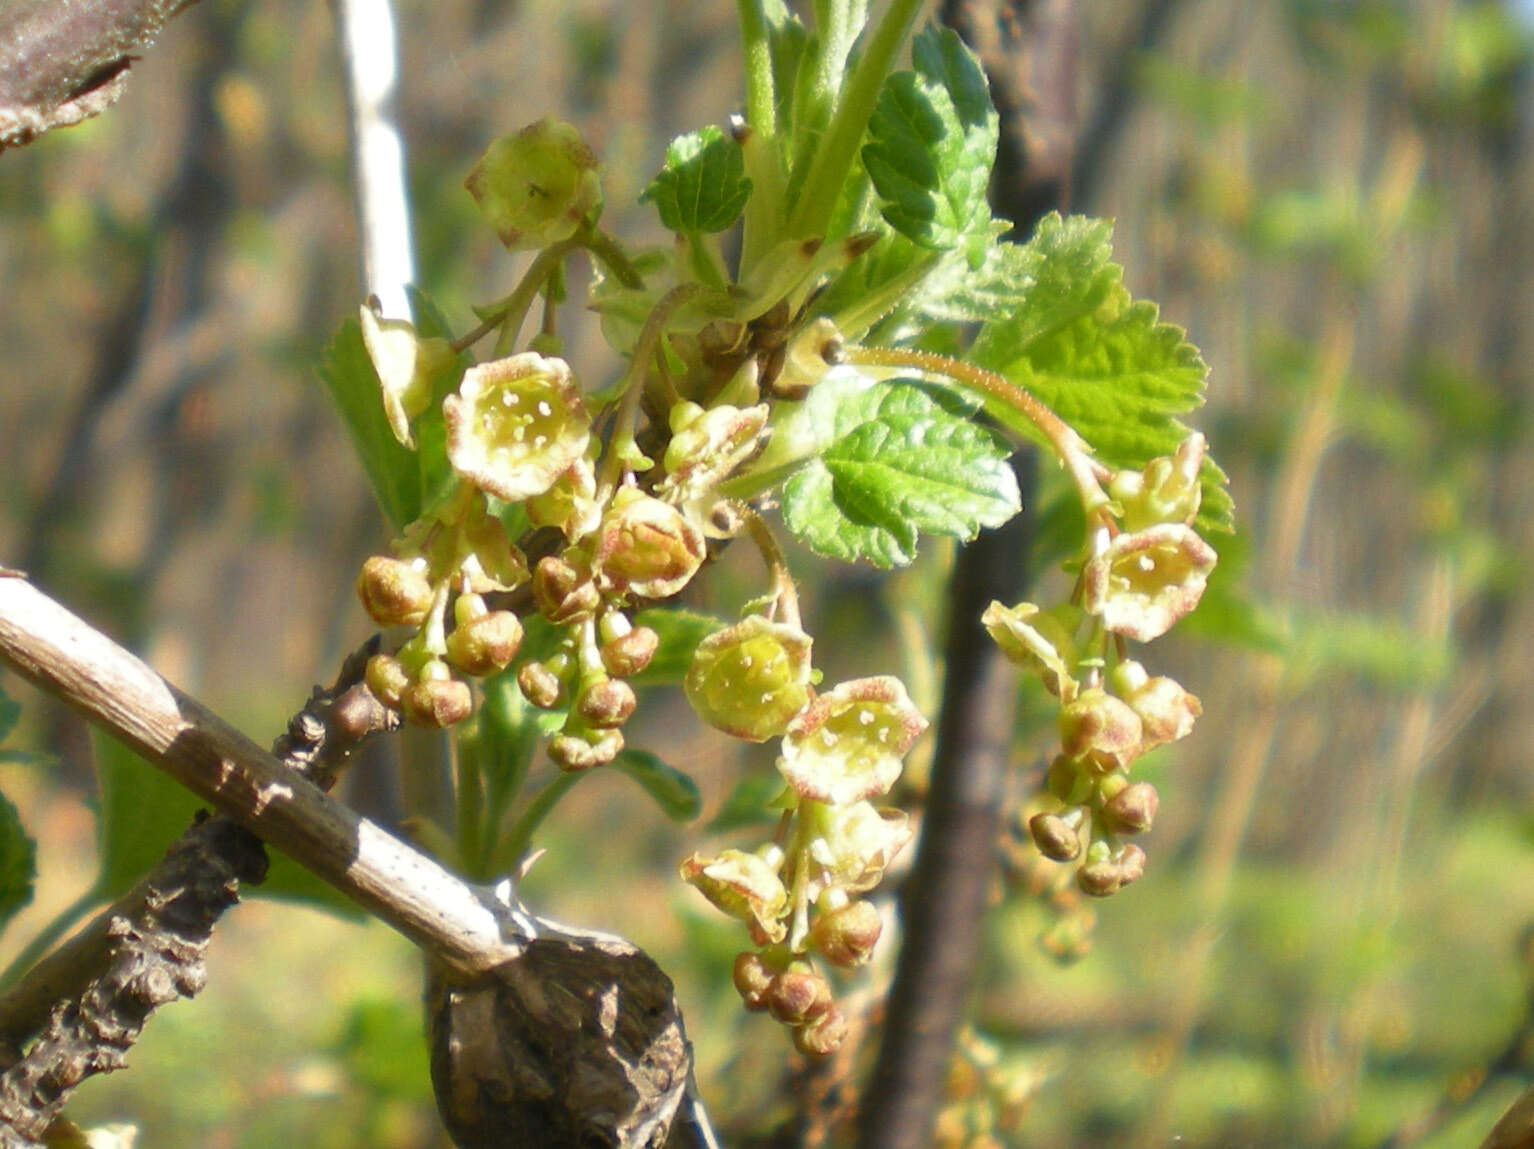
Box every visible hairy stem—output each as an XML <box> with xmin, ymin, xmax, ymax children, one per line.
<box><xmin>787</xmin><ymin>0</ymin><xmax>924</xmax><ymax>239</ymax></box>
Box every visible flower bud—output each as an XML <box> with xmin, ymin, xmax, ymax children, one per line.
<box><xmin>809</xmin><ymin>899</ymin><xmax>883</xmax><ymax>968</ymax></box>
<box><xmin>1082</xmin><ymin>524</ymin><xmax>1217</xmax><ymax>643</ymax></box>
<box><xmin>1028</xmin><ymin>812</ymin><xmax>1082</xmax><ymax>862</ymax></box>
<box><xmin>659</xmin><ymin>401</ymin><xmax>770</xmax><ymax>501</ymax></box>
<box><xmin>779</xmin><ymin>677</ymin><xmax>927</xmax><ymax>805</ymax></box>
<box><xmin>444</xmin><ymin>352</ymin><xmax>591</xmax><ymax>504</ymax></box>
<box><xmin>517</xmin><ymin>660</ymin><xmax>564</xmax><ymax>709</ymax></box>
<box><xmin>1077</xmin><ymin>860</ymin><xmax>1123</xmax><ymax>898</ymax></box>
<box><xmin>465</xmin><ymin>119</ymin><xmax>602</xmax><ymax>250</ymax></box>
<box><xmin>1123</xmin><ymin>675</ymin><xmax>1202</xmax><ymax>750</ymax></box>
<box><xmin>594</xmin><ymin>489</ymin><xmax>708</xmax><ymax>600</ymax></box>
<box><xmin>549</xmin><ymin>728</ymin><xmax>624</xmax><ymax>772</ymax></box>
<box><xmin>576</xmin><ymin>677</ymin><xmax>637</xmax><ymax>729</ymax></box>
<box><xmin>732</xmin><ymin>952</ymin><xmax>776</xmax><ymax>1011</ymax></box>
<box><xmin>1103</xmin><ymin>781</ymin><xmax>1159</xmax><ymax>835</ymax></box>
<box><xmin>400</xmin><ymin>665</ymin><xmax>473</xmax><ymax>729</ymax></box>
<box><xmin>765</xmin><ymin>968</ymin><xmax>832</xmax><ymax>1026</ymax></box>
<box><xmin>1058</xmin><ymin>688</ymin><xmax>1143</xmax><ymax>771</ymax></box>
<box><xmin>365</xmin><ymin>653</ymin><xmax>410</xmax><ymax>709</ymax></box>
<box><xmin>533</xmin><ymin>554</ymin><xmax>600</xmax><ymax>625</ymax></box>
<box><xmin>357</xmin><ymin>556</ymin><xmax>434</xmax><ymax>628</ymax></box>
<box><xmin>446</xmin><ymin>609</ymin><xmax>525</xmax><ymax>677</ymax></box>
<box><xmin>792</xmin><ymin>1005</ymin><xmax>849</xmax><ymax>1057</ymax></box>
<box><xmin>685</xmin><ymin>615</ymin><xmax>813</xmax><ymax>742</ymax></box>
<box><xmin>1045</xmin><ymin>755</ymin><xmax>1092</xmax><ymax>805</ymax></box>
<box><xmin>600</xmin><ymin>625</ymin><xmax>658</xmax><ymax>678</ymax></box>
<box><xmin>1114</xmin><ymin>843</ymin><xmax>1147</xmax><ymax>887</ymax></box>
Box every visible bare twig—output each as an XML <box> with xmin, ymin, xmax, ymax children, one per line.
<box><xmin>0</xmin><ymin>0</ymin><xmax>201</xmax><ymax>151</ymax></box>
<box><xmin>0</xmin><ymin>575</ymin><xmax>517</xmax><ymax>972</ymax></box>
<box><xmin>0</xmin><ymin>574</ymin><xmax>700</xmax><ymax>1148</ymax></box>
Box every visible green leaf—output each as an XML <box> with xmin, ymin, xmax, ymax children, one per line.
<box><xmin>641</xmin><ymin>127</ymin><xmax>753</xmax><ymax>234</ymax></box>
<box><xmin>860</xmin><ymin>24</ymin><xmax>997</xmax><ymax>267</ymax></box>
<box><xmin>0</xmin><ymin>788</ymin><xmax>35</xmax><ymax>935</ymax></box>
<box><xmin>611</xmin><ymin>749</ymin><xmax>701</xmax><ymax>823</ymax></box>
<box><xmin>92</xmin><ymin>732</ymin><xmax>362</xmax><ymax>918</ymax></box>
<box><xmin>706</xmin><ymin>772</ymin><xmax>786</xmax><ymax>834</ymax></box>
<box><xmin>782</xmin><ymin>379</ymin><xmax>1020</xmax><ymax>567</ymax></box>
<box><xmin>628</xmin><ymin>608</ymin><xmax>726</xmax><ymax>688</ymax></box>
<box><xmin>968</xmin><ymin>213</ymin><xmax>1234</xmax><ymax>534</ymax></box>
<box><xmin>317</xmin><ymin>316</ymin><xmax>422</xmax><ymax>531</ymax></box>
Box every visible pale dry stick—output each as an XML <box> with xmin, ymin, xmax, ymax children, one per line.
<box><xmin>0</xmin><ymin>576</ymin><xmax>700</xmax><ymax>1148</ymax></box>
<box><xmin>0</xmin><ymin>575</ymin><xmax>521</xmax><ymax>971</ymax></box>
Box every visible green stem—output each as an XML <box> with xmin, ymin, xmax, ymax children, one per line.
<box><xmin>828</xmin><ymin>248</ymin><xmax>939</xmax><ymax>339</ymax></box>
<box><xmin>582</xmin><ymin>227</ymin><xmax>645</xmax><ymax>289</ymax></box>
<box><xmin>490</xmin><ymin>238</ymin><xmax>582</xmax><ymax>358</ymax></box>
<box><xmin>842</xmin><ymin>345</ymin><xmax>1114</xmax><ymax>518</ymax></box>
<box><xmin>736</xmin><ymin>0</ymin><xmax>777</xmax><ymax>141</ymax></box>
<box><xmin>498</xmin><ymin>772</ymin><xmax>581</xmax><ymax>870</ymax></box>
<box><xmin>0</xmin><ymin>889</ymin><xmax>100</xmax><ymax>990</ymax></box>
<box><xmin>787</xmin><ymin>0</ymin><xmax>924</xmax><ymax>240</ymax></box>
<box><xmin>596</xmin><ymin>283</ymin><xmax>707</xmax><ymax>498</ymax></box>
<box><xmin>740</xmin><ymin>506</ymin><xmax>803</xmax><ymax>631</ymax></box>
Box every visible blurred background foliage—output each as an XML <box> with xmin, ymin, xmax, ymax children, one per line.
<box><xmin>0</xmin><ymin>0</ymin><xmax>1531</xmax><ymax>1145</ymax></box>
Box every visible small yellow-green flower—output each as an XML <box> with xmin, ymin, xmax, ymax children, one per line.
<box><xmin>684</xmin><ymin>615</ymin><xmax>813</xmax><ymax>742</ymax></box>
<box><xmin>444</xmin><ymin>352</ymin><xmax>590</xmax><ymax>503</ymax></box>
<box><xmin>465</xmin><ymin>119</ymin><xmax>602</xmax><ymax>250</ymax></box>
<box><xmin>1082</xmin><ymin>524</ymin><xmax>1217</xmax><ymax>643</ymax></box>
<box><xmin>778</xmin><ymin>677</ymin><xmax>927</xmax><ymax>805</ymax></box>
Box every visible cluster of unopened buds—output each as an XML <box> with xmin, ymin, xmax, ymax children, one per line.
<box><xmin>986</xmin><ymin>433</ymin><xmax>1215</xmax><ymax>900</ymax></box>
<box><xmin>680</xmin><ymin>627</ymin><xmax>926</xmax><ymax>1055</ymax></box>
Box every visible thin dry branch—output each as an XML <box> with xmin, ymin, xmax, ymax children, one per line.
<box><xmin>0</xmin><ymin>574</ymin><xmax>519</xmax><ymax>970</ymax></box>
<box><xmin>0</xmin><ymin>573</ymin><xmax>700</xmax><ymax>1148</ymax></box>
<box><xmin>0</xmin><ymin>0</ymin><xmax>201</xmax><ymax>151</ymax></box>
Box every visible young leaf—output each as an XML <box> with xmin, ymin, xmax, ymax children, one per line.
<box><xmin>612</xmin><ymin>749</ymin><xmax>702</xmax><ymax>823</ymax></box>
<box><xmin>641</xmin><ymin>127</ymin><xmax>754</xmax><ymax>234</ymax></box>
<box><xmin>968</xmin><ymin>213</ymin><xmax>1234</xmax><ymax>534</ymax></box>
<box><xmin>318</xmin><ymin>317</ymin><xmax>423</xmax><ymax>531</ymax></box>
<box><xmin>0</xmin><ymin>788</ymin><xmax>35</xmax><ymax>935</ymax></box>
<box><xmin>860</xmin><ymin>24</ymin><xmax>998</xmax><ymax>268</ymax></box>
<box><xmin>781</xmin><ymin>379</ymin><xmax>1020</xmax><ymax>568</ymax></box>
<box><xmin>706</xmin><ymin>772</ymin><xmax>786</xmax><ymax>834</ymax></box>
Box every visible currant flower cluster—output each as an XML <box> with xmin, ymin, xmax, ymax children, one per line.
<box><xmin>985</xmin><ymin>433</ymin><xmax>1215</xmax><ymax>899</ymax></box>
<box><xmin>681</xmin><ymin>620</ymin><xmax>926</xmax><ymax>1055</ymax></box>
